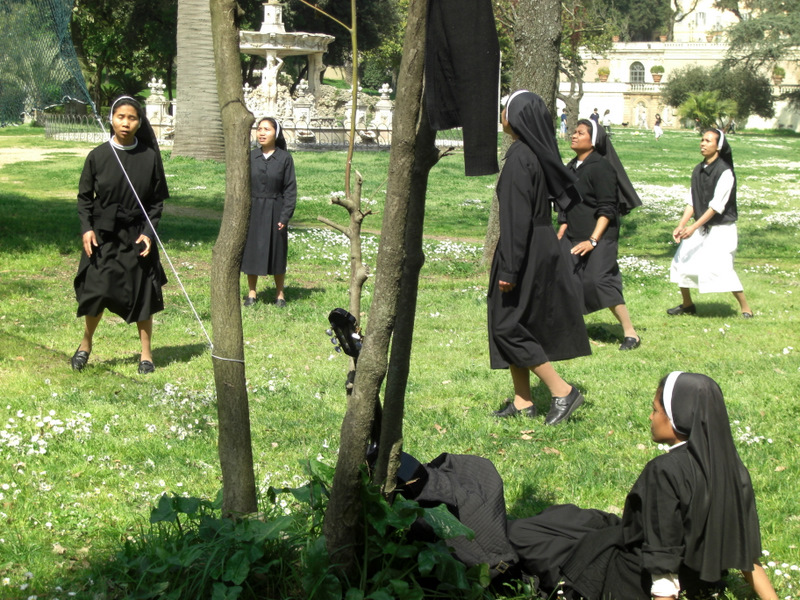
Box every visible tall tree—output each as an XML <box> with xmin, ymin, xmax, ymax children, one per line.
<box><xmin>719</xmin><ymin>0</ymin><xmax>800</xmax><ymax>106</ymax></box>
<box><xmin>663</xmin><ymin>64</ymin><xmax>774</xmax><ymax>123</ymax></box>
<box><xmin>173</xmin><ymin>0</ymin><xmax>225</xmax><ymax>161</ymax></box>
<box><xmin>208</xmin><ymin>0</ymin><xmax>257</xmax><ymax>515</ymax></box>
<box><xmin>70</xmin><ymin>0</ymin><xmax>176</xmax><ymax>107</ymax></box>
<box><xmin>483</xmin><ymin>0</ymin><xmax>563</xmax><ymax>265</ymax></box>
<box><xmin>322</xmin><ymin>0</ymin><xmax>444</xmax><ymax>576</ymax></box>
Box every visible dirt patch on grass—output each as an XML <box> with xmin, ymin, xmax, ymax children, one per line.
<box><xmin>0</xmin><ymin>147</ymin><xmax>91</xmax><ymax>168</ymax></box>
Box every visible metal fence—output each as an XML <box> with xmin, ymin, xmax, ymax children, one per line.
<box><xmin>43</xmin><ymin>113</ymin><xmax>465</xmax><ymax>151</ymax></box>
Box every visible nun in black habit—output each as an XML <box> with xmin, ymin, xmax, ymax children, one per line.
<box><xmin>72</xmin><ymin>96</ymin><xmax>168</xmax><ymax>374</ymax></box>
<box><xmin>557</xmin><ymin>118</ymin><xmax>643</xmax><ymax>351</ymax></box>
<box><xmin>508</xmin><ymin>372</ymin><xmax>778</xmax><ymax>600</ymax></box>
<box><xmin>489</xmin><ymin>91</ymin><xmax>591</xmax><ymax>426</ymax></box>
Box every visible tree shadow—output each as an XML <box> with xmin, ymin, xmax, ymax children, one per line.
<box><xmin>0</xmin><ymin>190</ymin><xmax>223</xmax><ymax>257</ymax></box>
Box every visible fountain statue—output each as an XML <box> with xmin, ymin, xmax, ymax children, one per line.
<box><xmin>239</xmin><ymin>0</ymin><xmax>334</xmax><ymax>117</ymax></box>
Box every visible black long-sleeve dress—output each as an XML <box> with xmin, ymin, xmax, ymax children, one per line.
<box><xmin>74</xmin><ymin>142</ymin><xmax>168</xmax><ymax>323</ymax></box>
<box><xmin>488</xmin><ymin>140</ymin><xmax>591</xmax><ymax>367</ymax></box>
<box><xmin>241</xmin><ymin>147</ymin><xmax>297</xmax><ymax>276</ymax></box>
<box><xmin>560</xmin><ymin>151</ymin><xmax>625</xmax><ymax>313</ymax></box>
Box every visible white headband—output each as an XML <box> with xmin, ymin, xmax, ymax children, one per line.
<box><xmin>663</xmin><ymin>371</ymin><xmax>684</xmax><ymax>433</ymax></box>
<box><xmin>259</xmin><ymin>117</ymin><xmax>281</xmax><ymax>139</ymax></box>
<box><xmin>716</xmin><ymin>129</ymin><xmax>725</xmax><ymax>149</ymax></box>
<box><xmin>505</xmin><ymin>89</ymin><xmax>529</xmax><ymax>113</ymax></box>
<box><xmin>589</xmin><ymin>119</ymin><xmax>598</xmax><ymax>147</ymax></box>
<box><xmin>110</xmin><ymin>96</ymin><xmax>137</xmax><ymax>121</ymax></box>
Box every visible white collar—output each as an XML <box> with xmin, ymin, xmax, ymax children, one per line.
<box><xmin>110</xmin><ymin>137</ymin><xmax>138</xmax><ymax>151</ymax></box>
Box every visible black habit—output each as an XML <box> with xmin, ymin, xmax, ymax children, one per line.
<box><xmin>74</xmin><ymin>142</ymin><xmax>168</xmax><ymax>323</ymax></box>
<box><xmin>241</xmin><ymin>147</ymin><xmax>297</xmax><ymax>276</ymax></box>
<box><xmin>425</xmin><ymin>0</ymin><xmax>500</xmax><ymax>176</ymax></box>
<box><xmin>508</xmin><ymin>373</ymin><xmax>764</xmax><ymax>600</ymax></box>
<box><xmin>560</xmin><ymin>151</ymin><xmax>625</xmax><ymax>313</ymax></box>
<box><xmin>488</xmin><ymin>139</ymin><xmax>591</xmax><ymax>367</ymax></box>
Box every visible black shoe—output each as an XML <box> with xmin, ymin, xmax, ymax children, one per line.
<box><xmin>243</xmin><ymin>296</ymin><xmax>257</xmax><ymax>307</ymax></box>
<box><xmin>741</xmin><ymin>312</ymin><xmax>753</xmax><ymax>319</ymax></box>
<box><xmin>275</xmin><ymin>298</ymin><xmax>287</xmax><ymax>308</ymax></box>
<box><xmin>71</xmin><ymin>347</ymin><xmax>90</xmax><ymax>371</ymax></box>
<box><xmin>493</xmin><ymin>399</ymin><xmax>537</xmax><ymax>419</ymax></box>
<box><xmin>138</xmin><ymin>360</ymin><xmax>155</xmax><ymax>374</ymax></box>
<box><xmin>666</xmin><ymin>303</ymin><xmax>696</xmax><ymax>316</ymax></box>
<box><xmin>545</xmin><ymin>386</ymin><xmax>584</xmax><ymax>426</ymax></box>
<box><xmin>619</xmin><ymin>336</ymin><xmax>641</xmax><ymax>351</ymax></box>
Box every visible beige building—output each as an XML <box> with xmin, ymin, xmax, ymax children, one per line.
<box><xmin>559</xmin><ymin>0</ymin><xmax>800</xmax><ymax>131</ymax></box>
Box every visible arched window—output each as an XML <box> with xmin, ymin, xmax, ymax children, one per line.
<box><xmin>630</xmin><ymin>62</ymin><xmax>645</xmax><ymax>83</ymax></box>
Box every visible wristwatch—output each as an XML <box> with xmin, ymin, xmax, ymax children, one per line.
<box><xmin>589</xmin><ymin>237</ymin><xmax>598</xmax><ymax>247</ymax></box>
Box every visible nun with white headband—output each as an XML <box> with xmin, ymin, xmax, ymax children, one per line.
<box><xmin>489</xmin><ymin>90</ymin><xmax>590</xmax><ymax>426</ymax></box>
<box><xmin>508</xmin><ymin>371</ymin><xmax>777</xmax><ymax>599</ymax></box>
<box><xmin>667</xmin><ymin>128</ymin><xmax>753</xmax><ymax>318</ymax></box>
<box><xmin>557</xmin><ymin>118</ymin><xmax>642</xmax><ymax>351</ymax></box>
<box><xmin>241</xmin><ymin>116</ymin><xmax>297</xmax><ymax>308</ymax></box>
<box><xmin>72</xmin><ymin>95</ymin><xmax>168</xmax><ymax>374</ymax></box>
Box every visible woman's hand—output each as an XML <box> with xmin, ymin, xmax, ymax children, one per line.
<box><xmin>82</xmin><ymin>230</ymin><xmax>98</xmax><ymax>257</ymax></box>
<box><xmin>673</xmin><ymin>225</ymin><xmax>696</xmax><ymax>242</ymax></box>
<box><xmin>135</xmin><ymin>234</ymin><xmax>152</xmax><ymax>257</ymax></box>
<box><xmin>277</xmin><ymin>222</ymin><xmax>285</xmax><ymax>231</ymax></box>
<box><xmin>571</xmin><ymin>240</ymin><xmax>595</xmax><ymax>256</ymax></box>
<box><xmin>499</xmin><ymin>280</ymin><xmax>515</xmax><ymax>293</ymax></box>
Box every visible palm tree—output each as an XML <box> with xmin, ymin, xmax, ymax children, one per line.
<box><xmin>678</xmin><ymin>90</ymin><xmax>737</xmax><ymax>130</ymax></box>
<box><xmin>173</xmin><ymin>0</ymin><xmax>226</xmax><ymax>161</ymax></box>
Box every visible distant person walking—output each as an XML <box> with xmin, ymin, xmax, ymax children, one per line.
<box><xmin>241</xmin><ymin>117</ymin><xmax>297</xmax><ymax>308</ymax></box>
<box><xmin>667</xmin><ymin>129</ymin><xmax>752</xmax><ymax>318</ymax></box>
<box><xmin>71</xmin><ymin>96</ymin><xmax>169</xmax><ymax>374</ymax></box>
<box><xmin>654</xmin><ymin>113</ymin><xmax>664</xmax><ymax>140</ymax></box>
<box><xmin>590</xmin><ymin>108</ymin><xmax>600</xmax><ymax>125</ymax></box>
<box><xmin>560</xmin><ymin>108</ymin><xmax>568</xmax><ymax>140</ymax></box>
<box><xmin>601</xmin><ymin>109</ymin><xmax>612</xmax><ymax>136</ymax></box>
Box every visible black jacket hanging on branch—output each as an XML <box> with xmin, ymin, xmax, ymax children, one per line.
<box><xmin>425</xmin><ymin>0</ymin><xmax>500</xmax><ymax>177</ymax></box>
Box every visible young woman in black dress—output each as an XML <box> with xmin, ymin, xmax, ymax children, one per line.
<box><xmin>71</xmin><ymin>96</ymin><xmax>168</xmax><ymax>374</ymax></box>
<box><xmin>241</xmin><ymin>117</ymin><xmax>297</xmax><ymax>307</ymax></box>
<box><xmin>508</xmin><ymin>372</ymin><xmax>778</xmax><ymax>600</ymax></box>
<box><xmin>558</xmin><ymin>119</ymin><xmax>642</xmax><ymax>350</ymax></box>
<box><xmin>489</xmin><ymin>91</ymin><xmax>591</xmax><ymax>426</ymax></box>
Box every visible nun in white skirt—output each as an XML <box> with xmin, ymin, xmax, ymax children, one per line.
<box><xmin>667</xmin><ymin>128</ymin><xmax>752</xmax><ymax>318</ymax></box>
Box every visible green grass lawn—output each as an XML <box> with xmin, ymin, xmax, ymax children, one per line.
<box><xmin>1</xmin><ymin>124</ymin><xmax>799</xmax><ymax>598</ymax></box>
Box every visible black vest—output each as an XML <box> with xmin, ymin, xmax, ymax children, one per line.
<box><xmin>690</xmin><ymin>157</ymin><xmax>737</xmax><ymax>226</ymax></box>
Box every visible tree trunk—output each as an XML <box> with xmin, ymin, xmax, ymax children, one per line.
<box><xmin>174</xmin><ymin>0</ymin><xmax>226</xmax><ymax>161</ymax></box>
<box><xmin>483</xmin><ymin>0</ymin><xmax>562</xmax><ymax>265</ymax></box>
<box><xmin>209</xmin><ymin>0</ymin><xmax>257</xmax><ymax>516</ymax></box>
<box><xmin>374</xmin><ymin>110</ymin><xmax>440</xmax><ymax>492</ymax></box>
<box><xmin>322</xmin><ymin>0</ymin><xmax>429</xmax><ymax>576</ymax></box>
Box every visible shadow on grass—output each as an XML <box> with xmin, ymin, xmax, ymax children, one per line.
<box><xmin>0</xmin><ymin>190</ymin><xmax>223</xmax><ymax>257</ymax></box>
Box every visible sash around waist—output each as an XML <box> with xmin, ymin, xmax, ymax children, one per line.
<box><xmin>252</xmin><ymin>194</ymin><xmax>283</xmax><ymax>201</ymax></box>
<box><xmin>532</xmin><ymin>216</ymin><xmax>553</xmax><ymax>226</ymax></box>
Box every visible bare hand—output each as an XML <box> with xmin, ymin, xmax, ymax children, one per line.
<box><xmin>571</xmin><ymin>241</ymin><xmax>595</xmax><ymax>256</ymax></box>
<box><xmin>673</xmin><ymin>225</ymin><xmax>695</xmax><ymax>242</ymax></box>
<box><xmin>499</xmin><ymin>280</ymin><xmax>515</xmax><ymax>293</ymax></box>
<box><xmin>277</xmin><ymin>222</ymin><xmax>285</xmax><ymax>231</ymax></box>
<box><xmin>82</xmin><ymin>230</ymin><xmax>98</xmax><ymax>257</ymax></box>
<box><xmin>135</xmin><ymin>234</ymin><xmax>152</xmax><ymax>257</ymax></box>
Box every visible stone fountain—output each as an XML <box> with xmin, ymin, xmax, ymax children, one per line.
<box><xmin>239</xmin><ymin>0</ymin><xmax>335</xmax><ymax>116</ymax></box>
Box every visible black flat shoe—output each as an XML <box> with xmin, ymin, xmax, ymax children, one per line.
<box><xmin>71</xmin><ymin>347</ymin><xmax>90</xmax><ymax>371</ymax></box>
<box><xmin>275</xmin><ymin>298</ymin><xmax>287</xmax><ymax>308</ymax></box>
<box><xmin>545</xmin><ymin>386</ymin><xmax>584</xmax><ymax>426</ymax></box>
<box><xmin>493</xmin><ymin>399</ymin><xmax>537</xmax><ymax>419</ymax></box>
<box><xmin>666</xmin><ymin>303</ymin><xmax>696</xmax><ymax>316</ymax></box>
<box><xmin>619</xmin><ymin>336</ymin><xmax>641</xmax><ymax>351</ymax></box>
<box><xmin>741</xmin><ymin>312</ymin><xmax>753</xmax><ymax>319</ymax></box>
<box><xmin>138</xmin><ymin>360</ymin><xmax>155</xmax><ymax>374</ymax></box>
<box><xmin>243</xmin><ymin>296</ymin><xmax>257</xmax><ymax>307</ymax></box>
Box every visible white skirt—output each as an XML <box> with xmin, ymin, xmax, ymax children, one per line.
<box><xmin>670</xmin><ymin>222</ymin><xmax>743</xmax><ymax>293</ymax></box>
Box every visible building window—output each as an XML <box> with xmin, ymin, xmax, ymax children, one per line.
<box><xmin>630</xmin><ymin>62</ymin><xmax>645</xmax><ymax>83</ymax></box>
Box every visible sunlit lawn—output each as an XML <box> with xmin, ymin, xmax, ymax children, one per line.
<box><xmin>1</xmin><ymin>124</ymin><xmax>799</xmax><ymax>598</ymax></box>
